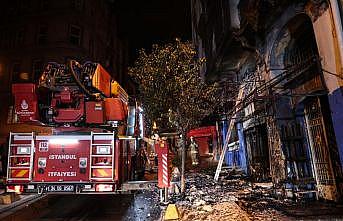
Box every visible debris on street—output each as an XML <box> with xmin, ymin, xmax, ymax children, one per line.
<box><xmin>124</xmin><ymin>189</ymin><xmax>162</xmax><ymax>221</ymax></box>
<box><xmin>170</xmin><ymin>169</ymin><xmax>343</xmax><ymax>220</ymax></box>
<box><xmin>179</xmin><ymin>201</ymin><xmax>250</xmax><ymax>221</ymax></box>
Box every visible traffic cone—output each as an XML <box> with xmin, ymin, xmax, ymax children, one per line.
<box><xmin>164</xmin><ymin>204</ymin><xmax>180</xmax><ymax>220</ymax></box>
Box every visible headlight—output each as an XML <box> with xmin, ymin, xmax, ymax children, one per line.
<box><xmin>38</xmin><ymin>158</ymin><xmax>46</xmax><ymax>168</ymax></box>
<box><xmin>79</xmin><ymin>158</ymin><xmax>87</xmax><ymax>168</ymax></box>
<box><xmin>96</xmin><ymin>146</ymin><xmax>110</xmax><ymax>155</ymax></box>
<box><xmin>17</xmin><ymin>146</ymin><xmax>30</xmax><ymax>155</ymax></box>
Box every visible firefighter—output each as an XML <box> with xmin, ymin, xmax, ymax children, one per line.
<box><xmin>136</xmin><ymin>145</ymin><xmax>148</xmax><ymax>180</ymax></box>
<box><xmin>189</xmin><ymin>136</ymin><xmax>199</xmax><ymax>166</ymax></box>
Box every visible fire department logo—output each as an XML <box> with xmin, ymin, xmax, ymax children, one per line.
<box><xmin>21</xmin><ymin>100</ymin><xmax>28</xmax><ymax>110</ymax></box>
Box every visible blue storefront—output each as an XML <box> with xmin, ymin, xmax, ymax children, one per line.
<box><xmin>221</xmin><ymin>120</ymin><xmax>247</xmax><ymax>173</ymax></box>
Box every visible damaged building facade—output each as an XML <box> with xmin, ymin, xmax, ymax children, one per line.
<box><xmin>191</xmin><ymin>0</ymin><xmax>343</xmax><ymax>201</ymax></box>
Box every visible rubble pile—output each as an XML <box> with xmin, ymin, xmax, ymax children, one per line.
<box><xmin>179</xmin><ymin>202</ymin><xmax>250</xmax><ymax>221</ymax></box>
<box><xmin>237</xmin><ymin>187</ymin><xmax>293</xmax><ymax>221</ymax></box>
<box><xmin>178</xmin><ymin>171</ymin><xmax>246</xmax><ymax>205</ymax></box>
<box><xmin>173</xmin><ymin>169</ymin><xmax>291</xmax><ymax>220</ymax></box>
<box><xmin>171</xmin><ymin>170</ymin><xmax>249</xmax><ymax>220</ymax></box>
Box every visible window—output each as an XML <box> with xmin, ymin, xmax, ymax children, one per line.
<box><xmin>69</xmin><ymin>25</ymin><xmax>82</xmax><ymax>46</ymax></box>
<box><xmin>1</xmin><ymin>30</ymin><xmax>9</xmax><ymax>49</ymax></box>
<box><xmin>11</xmin><ymin>62</ymin><xmax>30</xmax><ymax>83</ymax></box>
<box><xmin>0</xmin><ymin>29</ymin><xmax>4</xmax><ymax>49</ymax></box>
<box><xmin>32</xmin><ymin>60</ymin><xmax>44</xmax><ymax>81</ymax></box>
<box><xmin>89</xmin><ymin>39</ymin><xmax>94</xmax><ymax>57</ymax></box>
<box><xmin>9</xmin><ymin>31</ymin><xmax>16</xmax><ymax>48</ymax></box>
<box><xmin>40</xmin><ymin>0</ymin><xmax>49</xmax><ymax>9</ymax></box>
<box><xmin>16</xmin><ymin>29</ymin><xmax>25</xmax><ymax>46</ymax></box>
<box><xmin>37</xmin><ymin>25</ymin><xmax>48</xmax><ymax>45</ymax></box>
<box><xmin>71</xmin><ymin>0</ymin><xmax>84</xmax><ymax>10</ymax></box>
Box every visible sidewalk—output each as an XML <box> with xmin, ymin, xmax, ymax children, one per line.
<box><xmin>0</xmin><ymin>191</ymin><xmax>42</xmax><ymax>217</ymax></box>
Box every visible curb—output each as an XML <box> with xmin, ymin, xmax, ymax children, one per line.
<box><xmin>0</xmin><ymin>194</ymin><xmax>45</xmax><ymax>218</ymax></box>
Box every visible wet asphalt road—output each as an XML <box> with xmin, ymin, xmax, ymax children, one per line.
<box><xmin>1</xmin><ymin>191</ymin><xmax>161</xmax><ymax>221</ymax></box>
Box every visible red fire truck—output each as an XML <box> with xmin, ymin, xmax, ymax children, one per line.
<box><xmin>6</xmin><ymin>60</ymin><xmax>140</xmax><ymax>194</ymax></box>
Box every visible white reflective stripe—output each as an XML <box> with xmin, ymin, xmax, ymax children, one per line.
<box><xmin>36</xmin><ymin>135</ymin><xmax>90</xmax><ymax>140</ymax></box>
<box><xmin>161</xmin><ymin>153</ymin><xmax>169</xmax><ymax>185</ymax></box>
<box><xmin>92</xmin><ymin>135</ymin><xmax>114</xmax><ymax>140</ymax></box>
<box><xmin>15</xmin><ymin>134</ymin><xmax>135</xmax><ymax>141</ymax></box>
<box><xmin>163</xmin><ymin>173</ymin><xmax>168</xmax><ymax>184</ymax></box>
<box><xmin>36</xmin><ymin>135</ymin><xmax>113</xmax><ymax>140</ymax></box>
<box><xmin>13</xmin><ymin>136</ymin><xmax>32</xmax><ymax>140</ymax></box>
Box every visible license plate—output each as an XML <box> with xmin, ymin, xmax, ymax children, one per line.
<box><xmin>46</xmin><ymin>185</ymin><xmax>74</xmax><ymax>192</ymax></box>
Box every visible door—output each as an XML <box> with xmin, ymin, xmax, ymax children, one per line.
<box><xmin>305</xmin><ymin>97</ymin><xmax>338</xmax><ymax>200</ymax></box>
<box><xmin>245</xmin><ymin>124</ymin><xmax>270</xmax><ymax>181</ymax></box>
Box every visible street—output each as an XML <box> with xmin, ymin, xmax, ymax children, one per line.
<box><xmin>2</xmin><ymin>170</ymin><xmax>343</xmax><ymax>220</ymax></box>
<box><xmin>0</xmin><ymin>191</ymin><xmax>161</xmax><ymax>221</ymax></box>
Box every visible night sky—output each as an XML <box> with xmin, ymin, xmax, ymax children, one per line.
<box><xmin>115</xmin><ymin>0</ymin><xmax>192</xmax><ymax>63</ymax></box>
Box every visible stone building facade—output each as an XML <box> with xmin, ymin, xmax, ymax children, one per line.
<box><xmin>191</xmin><ymin>0</ymin><xmax>343</xmax><ymax>201</ymax></box>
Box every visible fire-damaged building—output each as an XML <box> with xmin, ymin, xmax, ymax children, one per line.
<box><xmin>191</xmin><ymin>0</ymin><xmax>343</xmax><ymax>201</ymax></box>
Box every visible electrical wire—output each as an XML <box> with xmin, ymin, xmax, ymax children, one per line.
<box><xmin>321</xmin><ymin>68</ymin><xmax>343</xmax><ymax>80</ymax></box>
<box><xmin>218</xmin><ymin>57</ymin><xmax>341</xmax><ymax>119</ymax></box>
